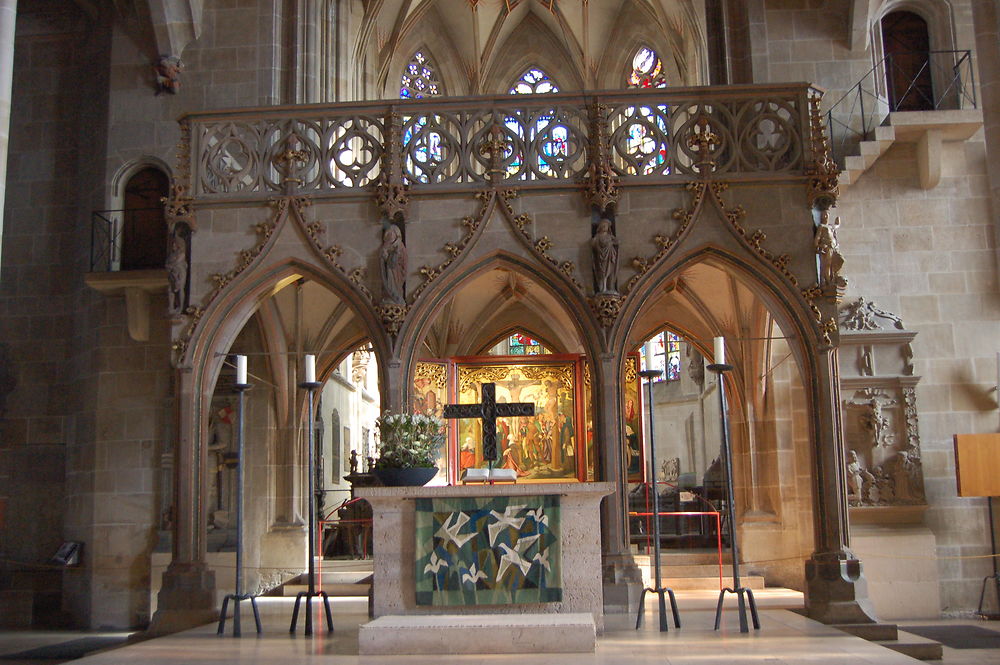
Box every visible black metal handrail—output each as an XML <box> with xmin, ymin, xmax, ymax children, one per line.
<box><xmin>824</xmin><ymin>49</ymin><xmax>976</xmax><ymax>165</ymax></box>
<box><xmin>89</xmin><ymin>208</ymin><xmax>166</xmax><ymax>272</ymax></box>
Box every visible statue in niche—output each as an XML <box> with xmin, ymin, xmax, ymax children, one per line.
<box><xmin>591</xmin><ymin>218</ymin><xmax>619</xmax><ymax>294</ymax></box>
<box><xmin>351</xmin><ymin>349</ymin><xmax>369</xmax><ymax>386</ymax></box>
<box><xmin>207</xmin><ymin>400</ymin><xmax>236</xmax><ymax>527</ymax></box>
<box><xmin>155</xmin><ymin>55</ymin><xmax>183</xmax><ymax>95</ymax></box>
<box><xmin>860</xmin><ymin>345</ymin><xmax>874</xmax><ymax>376</ymax></box>
<box><xmin>814</xmin><ymin>213</ymin><xmax>847</xmax><ymax>289</ymax></box>
<box><xmin>379</xmin><ymin>223</ymin><xmax>407</xmax><ymax>305</ymax></box>
<box><xmin>165</xmin><ymin>224</ymin><xmax>188</xmax><ymax>314</ymax></box>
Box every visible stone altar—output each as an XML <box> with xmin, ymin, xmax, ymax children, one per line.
<box><xmin>357</xmin><ymin>482</ymin><xmax>614</xmax><ymax>630</ymax></box>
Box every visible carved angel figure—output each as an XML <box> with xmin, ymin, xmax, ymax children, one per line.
<box><xmin>380</xmin><ymin>223</ymin><xmax>407</xmax><ymax>304</ymax></box>
<box><xmin>591</xmin><ymin>218</ymin><xmax>619</xmax><ymax>294</ymax></box>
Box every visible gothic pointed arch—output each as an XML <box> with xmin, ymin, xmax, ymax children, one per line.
<box><xmin>481</xmin><ymin>11</ymin><xmax>584</xmax><ymax>94</ymax></box>
<box><xmin>377</xmin><ymin>4</ymin><xmax>471</xmax><ymax>98</ymax></box>
<box><xmin>594</xmin><ymin>1</ymin><xmax>703</xmax><ymax>89</ymax></box>
<box><xmin>617</xmin><ymin>248</ymin><xmax>831</xmax><ymax>591</ymax></box>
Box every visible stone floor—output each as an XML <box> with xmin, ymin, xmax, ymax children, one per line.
<box><xmin>3</xmin><ymin>590</ymin><xmax>1000</xmax><ymax>664</ymax></box>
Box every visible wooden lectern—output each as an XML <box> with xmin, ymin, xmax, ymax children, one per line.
<box><xmin>954</xmin><ymin>434</ymin><xmax>1000</xmax><ymax>617</ymax></box>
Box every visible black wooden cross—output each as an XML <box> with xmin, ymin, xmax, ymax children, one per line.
<box><xmin>443</xmin><ymin>382</ymin><xmax>535</xmax><ymax>462</ymax></box>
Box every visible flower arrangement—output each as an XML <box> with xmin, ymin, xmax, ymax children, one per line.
<box><xmin>374</xmin><ymin>411</ymin><xmax>446</xmax><ymax>469</ymax></box>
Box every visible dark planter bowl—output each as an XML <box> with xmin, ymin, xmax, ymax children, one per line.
<box><xmin>373</xmin><ymin>467</ymin><xmax>438</xmax><ymax>487</ymax></box>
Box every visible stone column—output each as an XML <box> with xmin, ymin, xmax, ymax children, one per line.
<box><xmin>972</xmin><ymin>1</ymin><xmax>1000</xmax><ymax>246</ymax></box>
<box><xmin>595</xmin><ymin>352</ymin><xmax>643</xmax><ymax>616</ymax></box>
<box><xmin>149</xmin><ymin>367</ymin><xmax>217</xmax><ymax>635</ymax></box>
<box><xmin>0</xmin><ymin>0</ymin><xmax>16</xmax><ymax>270</ymax></box>
<box><xmin>804</xmin><ymin>344</ymin><xmax>878</xmax><ymax>624</ymax></box>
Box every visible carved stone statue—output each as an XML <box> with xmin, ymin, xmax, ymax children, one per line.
<box><xmin>661</xmin><ymin>457</ymin><xmax>680</xmax><ymax>482</ymax></box>
<box><xmin>591</xmin><ymin>218</ymin><xmax>619</xmax><ymax>294</ymax></box>
<box><xmin>814</xmin><ymin>213</ymin><xmax>846</xmax><ymax>289</ymax></box>
<box><xmin>380</xmin><ymin>223</ymin><xmax>407</xmax><ymax>305</ymax></box>
<box><xmin>155</xmin><ymin>55</ymin><xmax>183</xmax><ymax>95</ymax></box>
<box><xmin>166</xmin><ymin>225</ymin><xmax>188</xmax><ymax>314</ymax></box>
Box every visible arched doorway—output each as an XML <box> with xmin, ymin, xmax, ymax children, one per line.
<box><xmin>176</xmin><ymin>269</ymin><xmax>383</xmax><ymax>600</ymax></box>
<box><xmin>625</xmin><ymin>259</ymin><xmax>816</xmax><ymax>590</ymax></box>
<box><xmin>881</xmin><ymin>10</ymin><xmax>933</xmax><ymax>111</ymax></box>
<box><xmin>121</xmin><ymin>167</ymin><xmax>170</xmax><ymax>270</ymax></box>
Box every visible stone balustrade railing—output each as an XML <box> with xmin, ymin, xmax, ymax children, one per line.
<box><xmin>180</xmin><ymin>83</ymin><xmax>827</xmax><ymax>202</ymax></box>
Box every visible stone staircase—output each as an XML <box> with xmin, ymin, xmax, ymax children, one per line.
<box><xmin>634</xmin><ymin>551</ymin><xmax>764</xmax><ymax>591</ymax></box>
<box><xmin>277</xmin><ymin>559</ymin><xmax>373</xmax><ymax>598</ymax></box>
<box><xmin>835</xmin><ymin>109</ymin><xmax>983</xmax><ymax>191</ymax></box>
<box><xmin>836</xmin><ymin>622</ymin><xmax>942</xmax><ymax>661</ymax></box>
<box><xmin>838</xmin><ymin>125</ymin><xmax>897</xmax><ymax>188</ymax></box>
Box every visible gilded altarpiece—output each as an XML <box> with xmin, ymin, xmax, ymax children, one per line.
<box><xmin>414</xmin><ymin>356</ymin><xmax>590</xmax><ymax>483</ymax></box>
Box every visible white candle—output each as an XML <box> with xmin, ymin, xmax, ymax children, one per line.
<box><xmin>304</xmin><ymin>354</ymin><xmax>316</xmax><ymax>384</ymax></box>
<box><xmin>644</xmin><ymin>341</ymin><xmax>655</xmax><ymax>371</ymax></box>
<box><xmin>236</xmin><ymin>355</ymin><xmax>247</xmax><ymax>385</ymax></box>
<box><xmin>714</xmin><ymin>336</ymin><xmax>725</xmax><ymax>365</ymax></box>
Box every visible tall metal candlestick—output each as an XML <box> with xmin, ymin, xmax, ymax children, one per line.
<box><xmin>708</xmin><ymin>356</ymin><xmax>760</xmax><ymax>633</ymax></box>
<box><xmin>217</xmin><ymin>358</ymin><xmax>262</xmax><ymax>637</ymax></box>
<box><xmin>635</xmin><ymin>368</ymin><xmax>681</xmax><ymax>632</ymax></box>
<box><xmin>289</xmin><ymin>378</ymin><xmax>334</xmax><ymax>635</ymax></box>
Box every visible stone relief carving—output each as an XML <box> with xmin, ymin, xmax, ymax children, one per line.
<box><xmin>840</xmin><ymin>297</ymin><xmax>905</xmax><ymax>331</ymax></box>
<box><xmin>844</xmin><ymin>384</ymin><xmax>926</xmax><ymax>507</ymax></box>
<box><xmin>846</xmin><ymin>447</ymin><xmax>925</xmax><ymax>507</ymax></box>
<box><xmin>351</xmin><ymin>349</ymin><xmax>369</xmax><ymax>385</ymax></box>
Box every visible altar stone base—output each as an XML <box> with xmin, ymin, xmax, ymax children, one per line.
<box><xmin>358</xmin><ymin>613</ymin><xmax>597</xmax><ymax>655</ymax></box>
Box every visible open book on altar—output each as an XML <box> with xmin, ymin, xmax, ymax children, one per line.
<box><xmin>461</xmin><ymin>467</ymin><xmax>518</xmax><ymax>484</ymax></box>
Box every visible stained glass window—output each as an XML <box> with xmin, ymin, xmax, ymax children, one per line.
<box><xmin>506</xmin><ymin>68</ymin><xmax>563</xmax><ymax>177</ymax></box>
<box><xmin>509</xmin><ymin>68</ymin><xmax>559</xmax><ymax>95</ymax></box>
<box><xmin>508</xmin><ymin>333</ymin><xmax>548</xmax><ymax>356</ymax></box>
<box><xmin>641</xmin><ymin>331</ymin><xmax>681</xmax><ymax>381</ymax></box>
<box><xmin>628</xmin><ymin>47</ymin><xmax>668</xmax><ymax>89</ymax></box>
<box><xmin>400</xmin><ymin>51</ymin><xmax>444</xmax><ymax>183</ymax></box>
<box><xmin>621</xmin><ymin>47</ymin><xmax>669</xmax><ymax>176</ymax></box>
<box><xmin>400</xmin><ymin>51</ymin><xmax>442</xmax><ymax>99</ymax></box>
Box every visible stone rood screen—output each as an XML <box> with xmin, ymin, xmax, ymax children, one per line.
<box><xmin>183</xmin><ymin>84</ymin><xmax>823</xmax><ymax>201</ymax></box>
<box><xmin>443</xmin><ymin>382</ymin><xmax>535</xmax><ymax>462</ymax></box>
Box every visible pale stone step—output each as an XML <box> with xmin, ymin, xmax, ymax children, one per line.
<box><xmin>642</xmin><ymin>563</ymin><xmax>729</xmax><ymax>577</ymax></box>
<box><xmin>658</xmin><ymin>575</ymin><xmax>765</xmax><ymax>590</ymax></box>
<box><xmin>836</xmin><ymin>622</ymin><xmax>899</xmax><ymax>641</ymax></box>
<box><xmin>634</xmin><ymin>551</ymin><xmax>732</xmax><ymax>565</ymax></box>
<box><xmin>358</xmin><ymin>613</ymin><xmax>596</xmax><ymax>655</ymax></box>
<box><xmin>281</xmin><ymin>582</ymin><xmax>370</xmax><ymax>597</ymax></box>
<box><xmin>877</xmin><ymin>630</ymin><xmax>943</xmax><ymax>661</ymax></box>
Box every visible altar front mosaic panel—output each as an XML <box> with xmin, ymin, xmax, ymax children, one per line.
<box><xmin>414</xmin><ymin>495</ymin><xmax>561</xmax><ymax>606</ymax></box>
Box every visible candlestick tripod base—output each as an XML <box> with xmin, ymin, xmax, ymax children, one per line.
<box><xmin>714</xmin><ymin>585</ymin><xmax>760</xmax><ymax>633</ymax></box>
<box><xmin>635</xmin><ymin>585</ymin><xmax>681</xmax><ymax>631</ymax></box>
<box><xmin>289</xmin><ymin>590</ymin><xmax>334</xmax><ymax>636</ymax></box>
<box><xmin>217</xmin><ymin>592</ymin><xmax>262</xmax><ymax>637</ymax></box>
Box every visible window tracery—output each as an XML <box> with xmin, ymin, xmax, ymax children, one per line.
<box><xmin>506</xmin><ymin>68</ymin><xmax>562</xmax><ymax>177</ymax></box>
<box><xmin>622</xmin><ymin>47</ymin><xmax>669</xmax><ymax>175</ymax></box>
<box><xmin>400</xmin><ymin>51</ymin><xmax>442</xmax><ymax>99</ymax></box>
